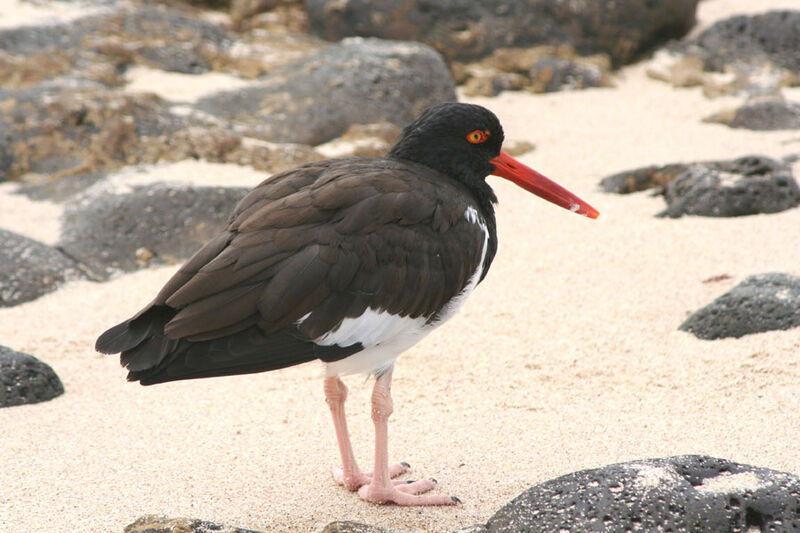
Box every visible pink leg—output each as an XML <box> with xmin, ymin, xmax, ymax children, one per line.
<box><xmin>358</xmin><ymin>368</ymin><xmax>459</xmax><ymax>506</ymax></box>
<box><xmin>324</xmin><ymin>376</ymin><xmax>409</xmax><ymax>491</ymax></box>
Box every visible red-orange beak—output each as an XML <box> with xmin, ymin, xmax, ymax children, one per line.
<box><xmin>490</xmin><ymin>150</ymin><xmax>599</xmax><ymax>219</ymax></box>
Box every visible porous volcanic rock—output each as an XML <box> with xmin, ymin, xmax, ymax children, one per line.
<box><xmin>59</xmin><ymin>183</ymin><xmax>248</xmax><ymax>279</ymax></box>
<box><xmin>0</xmin><ymin>346</ymin><xmax>65</xmax><ymax>407</ymax></box>
<box><xmin>683</xmin><ymin>10</ymin><xmax>800</xmax><ymax>76</ymax></box>
<box><xmin>456</xmin><ymin>46</ymin><xmax>612</xmax><ymax>97</ymax></box>
<box><xmin>680</xmin><ymin>273</ymin><xmax>800</xmax><ymax>340</ymax></box>
<box><xmin>0</xmin><ymin>229</ymin><xmax>84</xmax><ymax>307</ymax></box>
<box><xmin>306</xmin><ymin>0</ymin><xmax>699</xmax><ymax>66</ymax></box>
<box><xmin>600</xmin><ymin>155</ymin><xmax>800</xmax><ymax>217</ymax></box>
<box><xmin>124</xmin><ymin>515</ymin><xmax>265</xmax><ymax>533</ymax></box>
<box><xmin>705</xmin><ymin>99</ymin><xmax>800</xmax><ymax>130</ymax></box>
<box><xmin>660</xmin><ymin>155</ymin><xmax>800</xmax><ymax>218</ymax></box>
<box><xmin>0</xmin><ymin>85</ymin><xmax>196</xmax><ymax>181</ymax></box>
<box><xmin>195</xmin><ymin>38</ymin><xmax>456</xmax><ymax>145</ymax></box>
<box><xmin>485</xmin><ymin>455</ymin><xmax>800</xmax><ymax>532</ymax></box>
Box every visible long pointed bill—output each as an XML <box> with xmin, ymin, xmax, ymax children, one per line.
<box><xmin>490</xmin><ymin>150</ymin><xmax>599</xmax><ymax>219</ymax></box>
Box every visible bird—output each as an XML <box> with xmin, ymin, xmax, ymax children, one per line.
<box><xmin>96</xmin><ymin>102</ymin><xmax>598</xmax><ymax>506</ymax></box>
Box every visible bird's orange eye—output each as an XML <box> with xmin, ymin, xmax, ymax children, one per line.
<box><xmin>466</xmin><ymin>129</ymin><xmax>489</xmax><ymax>144</ymax></box>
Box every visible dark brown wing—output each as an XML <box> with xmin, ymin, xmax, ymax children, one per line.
<box><xmin>96</xmin><ymin>158</ymin><xmax>487</xmax><ymax>384</ymax></box>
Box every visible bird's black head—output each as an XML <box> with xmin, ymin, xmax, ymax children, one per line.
<box><xmin>388</xmin><ymin>102</ymin><xmax>505</xmax><ymax>190</ymax></box>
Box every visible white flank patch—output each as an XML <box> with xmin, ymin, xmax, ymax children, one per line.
<box><xmin>319</xmin><ymin>310</ymin><xmax>428</xmax><ymax>376</ymax></box>
<box><xmin>320</xmin><ymin>206</ymin><xmax>489</xmax><ymax>376</ymax></box>
<box><xmin>316</xmin><ymin>309</ymin><xmax>424</xmax><ymax>348</ymax></box>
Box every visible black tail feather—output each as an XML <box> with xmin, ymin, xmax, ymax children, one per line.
<box><xmin>127</xmin><ymin>327</ymin><xmax>361</xmax><ymax>386</ymax></box>
<box><xmin>95</xmin><ymin>306</ymin><xmax>177</xmax><ymax>354</ymax></box>
<box><xmin>97</xmin><ymin>306</ymin><xmax>362</xmax><ymax>386</ymax></box>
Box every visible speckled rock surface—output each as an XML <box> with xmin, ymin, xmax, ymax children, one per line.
<box><xmin>124</xmin><ymin>515</ymin><xmax>265</xmax><ymax>533</ymax></box>
<box><xmin>683</xmin><ymin>10</ymin><xmax>800</xmax><ymax>75</ymax></box>
<box><xmin>680</xmin><ymin>273</ymin><xmax>800</xmax><ymax>339</ymax></box>
<box><xmin>196</xmin><ymin>38</ymin><xmax>456</xmax><ymax>145</ymax></box>
<box><xmin>705</xmin><ymin>99</ymin><xmax>800</xmax><ymax>130</ymax></box>
<box><xmin>306</xmin><ymin>0</ymin><xmax>698</xmax><ymax>66</ymax></box>
<box><xmin>0</xmin><ymin>346</ymin><xmax>64</xmax><ymax>407</ymax></box>
<box><xmin>0</xmin><ymin>229</ymin><xmax>84</xmax><ymax>307</ymax></box>
<box><xmin>59</xmin><ymin>183</ymin><xmax>248</xmax><ymax>279</ymax></box>
<box><xmin>660</xmin><ymin>155</ymin><xmax>800</xmax><ymax>218</ymax></box>
<box><xmin>485</xmin><ymin>455</ymin><xmax>800</xmax><ymax>533</ymax></box>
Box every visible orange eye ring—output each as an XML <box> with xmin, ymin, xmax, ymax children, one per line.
<box><xmin>466</xmin><ymin>129</ymin><xmax>490</xmax><ymax>144</ymax></box>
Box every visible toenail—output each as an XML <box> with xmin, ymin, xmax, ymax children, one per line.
<box><xmin>451</xmin><ymin>496</ymin><xmax>462</xmax><ymax>503</ymax></box>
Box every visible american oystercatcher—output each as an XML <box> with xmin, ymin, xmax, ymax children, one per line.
<box><xmin>96</xmin><ymin>102</ymin><xmax>598</xmax><ymax>506</ymax></box>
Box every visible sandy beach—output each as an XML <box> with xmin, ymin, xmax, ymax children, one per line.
<box><xmin>1</xmin><ymin>1</ymin><xmax>799</xmax><ymax>532</ymax></box>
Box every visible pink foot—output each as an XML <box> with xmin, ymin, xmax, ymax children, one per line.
<box><xmin>358</xmin><ymin>477</ymin><xmax>460</xmax><ymax>506</ymax></box>
<box><xmin>331</xmin><ymin>461</ymin><xmax>410</xmax><ymax>491</ymax></box>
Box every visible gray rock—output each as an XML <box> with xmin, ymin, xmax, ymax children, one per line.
<box><xmin>0</xmin><ymin>13</ymin><xmax>107</xmax><ymax>57</ymax></box>
<box><xmin>306</xmin><ymin>0</ymin><xmax>699</xmax><ymax>66</ymax></box>
<box><xmin>0</xmin><ymin>229</ymin><xmax>84</xmax><ymax>307</ymax></box>
<box><xmin>485</xmin><ymin>455</ymin><xmax>800</xmax><ymax>533</ymax></box>
<box><xmin>15</xmin><ymin>172</ymin><xmax>108</xmax><ymax>202</ymax></box>
<box><xmin>456</xmin><ymin>46</ymin><xmax>612</xmax><ymax>97</ymax></box>
<box><xmin>138</xmin><ymin>43</ymin><xmax>212</xmax><ymax>74</ymax></box>
<box><xmin>124</xmin><ymin>515</ymin><xmax>264</xmax><ymax>533</ymax></box>
<box><xmin>0</xmin><ymin>85</ymin><xmax>195</xmax><ymax>181</ymax></box>
<box><xmin>59</xmin><ymin>183</ymin><xmax>248</xmax><ymax>280</ymax></box>
<box><xmin>599</xmin><ymin>163</ymin><xmax>690</xmax><ymax>194</ymax></box>
<box><xmin>680</xmin><ymin>273</ymin><xmax>800</xmax><ymax>340</ymax></box>
<box><xmin>706</xmin><ymin>99</ymin><xmax>800</xmax><ymax>131</ymax></box>
<box><xmin>660</xmin><ymin>155</ymin><xmax>800</xmax><ymax>218</ymax></box>
<box><xmin>528</xmin><ymin>57</ymin><xmax>606</xmax><ymax>93</ymax></box>
<box><xmin>320</xmin><ymin>522</ymin><xmax>395</xmax><ymax>533</ymax></box>
<box><xmin>195</xmin><ymin>38</ymin><xmax>456</xmax><ymax>145</ymax></box>
<box><xmin>0</xmin><ymin>346</ymin><xmax>64</xmax><ymax>407</ymax></box>
<box><xmin>684</xmin><ymin>10</ymin><xmax>800</xmax><ymax>75</ymax></box>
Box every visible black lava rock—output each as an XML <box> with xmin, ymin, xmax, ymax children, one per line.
<box><xmin>680</xmin><ymin>273</ymin><xmax>800</xmax><ymax>340</ymax></box>
<box><xmin>707</xmin><ymin>99</ymin><xmax>800</xmax><ymax>131</ymax></box>
<box><xmin>528</xmin><ymin>57</ymin><xmax>607</xmax><ymax>93</ymax></box>
<box><xmin>599</xmin><ymin>163</ymin><xmax>690</xmax><ymax>194</ymax></box>
<box><xmin>320</xmin><ymin>522</ymin><xmax>395</xmax><ymax>533</ymax></box>
<box><xmin>659</xmin><ymin>155</ymin><xmax>800</xmax><ymax>218</ymax></box>
<box><xmin>685</xmin><ymin>10</ymin><xmax>800</xmax><ymax>75</ymax></box>
<box><xmin>124</xmin><ymin>515</ymin><xmax>264</xmax><ymax>533</ymax></box>
<box><xmin>485</xmin><ymin>455</ymin><xmax>800</xmax><ymax>533</ymax></box>
<box><xmin>138</xmin><ymin>43</ymin><xmax>212</xmax><ymax>74</ymax></box>
<box><xmin>306</xmin><ymin>0</ymin><xmax>699</xmax><ymax>66</ymax></box>
<box><xmin>195</xmin><ymin>38</ymin><xmax>456</xmax><ymax>145</ymax></box>
<box><xmin>59</xmin><ymin>183</ymin><xmax>248</xmax><ymax>280</ymax></box>
<box><xmin>0</xmin><ymin>229</ymin><xmax>84</xmax><ymax>307</ymax></box>
<box><xmin>0</xmin><ymin>346</ymin><xmax>64</xmax><ymax>407</ymax></box>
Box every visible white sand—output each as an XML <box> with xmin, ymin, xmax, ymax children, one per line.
<box><xmin>0</xmin><ymin>0</ymin><xmax>114</xmax><ymax>29</ymax></box>
<box><xmin>2</xmin><ymin>1</ymin><xmax>800</xmax><ymax>532</ymax></box>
